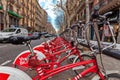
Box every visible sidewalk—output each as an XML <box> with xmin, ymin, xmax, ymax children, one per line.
<box><xmin>81</xmin><ymin>46</ymin><xmax>120</xmax><ymax>72</ymax></box>
<box><xmin>48</xmin><ymin>53</ymin><xmax>120</xmax><ymax>80</ymax></box>
<box><xmin>78</xmin><ymin>39</ymin><xmax>120</xmax><ymax>59</ymax></box>
<box><xmin>97</xmin><ymin>54</ymin><xmax>120</xmax><ymax>72</ymax></box>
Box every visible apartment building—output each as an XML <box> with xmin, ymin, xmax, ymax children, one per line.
<box><xmin>0</xmin><ymin>0</ymin><xmax>48</xmax><ymax>32</ymax></box>
<box><xmin>65</xmin><ymin>0</ymin><xmax>93</xmax><ymax>25</ymax></box>
<box><xmin>35</xmin><ymin>2</ymin><xmax>48</xmax><ymax>32</ymax></box>
<box><xmin>45</xmin><ymin>22</ymin><xmax>56</xmax><ymax>34</ymax></box>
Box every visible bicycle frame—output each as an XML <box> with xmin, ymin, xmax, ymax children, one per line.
<box><xmin>29</xmin><ymin>45</ymin><xmax>82</xmax><ymax>69</ymax></box>
<box><xmin>11</xmin><ymin>25</ymin><xmax>106</xmax><ymax>80</ymax></box>
<box><xmin>34</xmin><ymin>36</ymin><xmax>72</xmax><ymax>52</ymax></box>
<box><xmin>32</xmin><ymin>57</ymin><xmax>105</xmax><ymax>80</ymax></box>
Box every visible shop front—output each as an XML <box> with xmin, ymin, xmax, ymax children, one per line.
<box><xmin>98</xmin><ymin>0</ymin><xmax>120</xmax><ymax>42</ymax></box>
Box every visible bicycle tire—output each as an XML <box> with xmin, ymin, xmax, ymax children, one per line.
<box><xmin>67</xmin><ymin>48</ymin><xmax>84</xmax><ymax>63</ymax></box>
<box><xmin>106</xmin><ymin>73</ymin><xmax>120</xmax><ymax>80</ymax></box>
<box><xmin>73</xmin><ymin>54</ymin><xmax>93</xmax><ymax>77</ymax></box>
<box><xmin>92</xmin><ymin>73</ymin><xmax>120</xmax><ymax>80</ymax></box>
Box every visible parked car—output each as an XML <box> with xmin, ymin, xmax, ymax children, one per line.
<box><xmin>0</xmin><ymin>27</ymin><xmax>28</xmax><ymax>42</ymax></box>
<box><xmin>28</xmin><ymin>32</ymin><xmax>33</xmax><ymax>36</ymax></box>
<box><xmin>32</xmin><ymin>32</ymin><xmax>42</xmax><ymax>39</ymax></box>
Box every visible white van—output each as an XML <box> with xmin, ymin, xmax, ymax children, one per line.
<box><xmin>0</xmin><ymin>27</ymin><xmax>28</xmax><ymax>42</ymax></box>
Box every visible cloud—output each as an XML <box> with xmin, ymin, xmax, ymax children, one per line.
<box><xmin>39</xmin><ymin>0</ymin><xmax>66</xmax><ymax>32</ymax></box>
<box><xmin>39</xmin><ymin>0</ymin><xmax>57</xmax><ymax>19</ymax></box>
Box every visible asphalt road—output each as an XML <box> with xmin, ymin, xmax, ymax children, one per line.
<box><xmin>0</xmin><ymin>39</ymin><xmax>44</xmax><ymax>66</ymax></box>
<box><xmin>0</xmin><ymin>39</ymin><xmax>120</xmax><ymax>80</ymax></box>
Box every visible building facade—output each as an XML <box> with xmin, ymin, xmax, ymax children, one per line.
<box><xmin>66</xmin><ymin>0</ymin><xmax>120</xmax><ymax>42</ymax></box>
<box><xmin>0</xmin><ymin>0</ymin><xmax>48</xmax><ymax>32</ymax></box>
<box><xmin>97</xmin><ymin>0</ymin><xmax>120</xmax><ymax>43</ymax></box>
<box><xmin>45</xmin><ymin>22</ymin><xmax>56</xmax><ymax>34</ymax></box>
<box><xmin>35</xmin><ymin>1</ymin><xmax>48</xmax><ymax>32</ymax></box>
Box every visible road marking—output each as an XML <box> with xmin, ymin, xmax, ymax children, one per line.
<box><xmin>0</xmin><ymin>60</ymin><xmax>12</xmax><ymax>66</ymax></box>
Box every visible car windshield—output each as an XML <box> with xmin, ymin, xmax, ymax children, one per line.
<box><xmin>2</xmin><ymin>28</ymin><xmax>16</xmax><ymax>32</ymax></box>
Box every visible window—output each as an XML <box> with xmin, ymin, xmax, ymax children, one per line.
<box><xmin>16</xmin><ymin>29</ymin><xmax>21</xmax><ymax>33</ymax></box>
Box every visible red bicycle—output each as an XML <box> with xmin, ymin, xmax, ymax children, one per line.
<box><xmin>7</xmin><ymin>33</ymin><xmax>120</xmax><ymax>80</ymax></box>
<box><xmin>12</xmin><ymin>32</ymin><xmax>87</xmax><ymax>70</ymax></box>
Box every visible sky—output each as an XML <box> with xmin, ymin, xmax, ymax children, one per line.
<box><xmin>39</xmin><ymin>0</ymin><xmax>66</xmax><ymax>32</ymax></box>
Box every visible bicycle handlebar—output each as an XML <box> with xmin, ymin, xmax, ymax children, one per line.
<box><xmin>9</xmin><ymin>36</ymin><xmax>38</xmax><ymax>44</ymax></box>
<box><xmin>70</xmin><ymin>24</ymin><xmax>79</xmax><ymax>29</ymax></box>
<box><xmin>59</xmin><ymin>28</ymin><xmax>71</xmax><ymax>36</ymax></box>
<box><xmin>99</xmin><ymin>11</ymin><xmax>113</xmax><ymax>19</ymax></box>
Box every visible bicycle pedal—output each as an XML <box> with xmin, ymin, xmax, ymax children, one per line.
<box><xmin>72</xmin><ymin>66</ymin><xmax>85</xmax><ymax>70</ymax></box>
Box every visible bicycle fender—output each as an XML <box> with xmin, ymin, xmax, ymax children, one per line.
<box><xmin>0</xmin><ymin>66</ymin><xmax>32</xmax><ymax>80</ymax></box>
<box><xmin>13</xmin><ymin>50</ymin><xmax>46</xmax><ymax>68</ymax></box>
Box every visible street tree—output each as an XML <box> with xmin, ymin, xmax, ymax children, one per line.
<box><xmin>56</xmin><ymin>0</ymin><xmax>90</xmax><ymax>28</ymax></box>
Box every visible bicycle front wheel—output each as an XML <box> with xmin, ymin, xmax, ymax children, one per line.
<box><xmin>106</xmin><ymin>73</ymin><xmax>120</xmax><ymax>80</ymax></box>
<box><xmin>72</xmin><ymin>54</ymin><xmax>93</xmax><ymax>77</ymax></box>
<box><xmin>92</xmin><ymin>73</ymin><xmax>120</xmax><ymax>80</ymax></box>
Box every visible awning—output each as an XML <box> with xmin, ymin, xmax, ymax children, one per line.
<box><xmin>8</xmin><ymin>10</ymin><xmax>23</xmax><ymax>18</ymax></box>
<box><xmin>99</xmin><ymin>0</ymin><xmax>120</xmax><ymax>14</ymax></box>
<box><xmin>0</xmin><ymin>6</ymin><xmax>3</xmax><ymax>10</ymax></box>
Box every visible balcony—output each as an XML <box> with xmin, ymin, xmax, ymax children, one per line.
<box><xmin>0</xmin><ymin>6</ymin><xmax>3</xmax><ymax>10</ymax></box>
<box><xmin>8</xmin><ymin>10</ymin><xmax>23</xmax><ymax>18</ymax></box>
<box><xmin>99</xmin><ymin>0</ymin><xmax>120</xmax><ymax>14</ymax></box>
